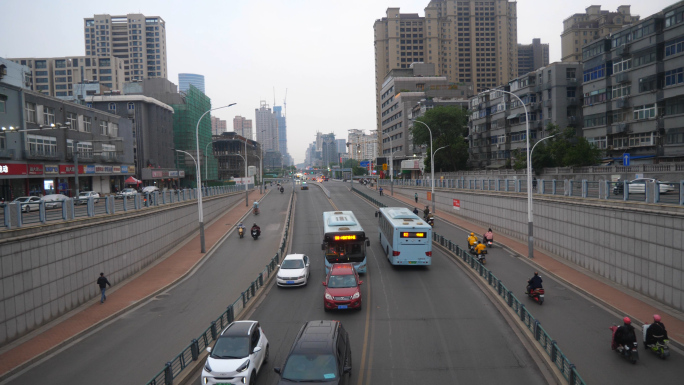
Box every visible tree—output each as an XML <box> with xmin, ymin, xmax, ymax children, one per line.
<box><xmin>511</xmin><ymin>124</ymin><xmax>603</xmax><ymax>172</ymax></box>
<box><xmin>411</xmin><ymin>106</ymin><xmax>470</xmax><ymax>172</ymax></box>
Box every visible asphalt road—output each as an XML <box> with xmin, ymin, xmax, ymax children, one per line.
<box><xmin>1</xmin><ymin>186</ymin><xmax>291</xmax><ymax>385</ymax></box>
<box><xmin>188</xmin><ymin>180</ymin><xmax>549</xmax><ymax>384</ymax></box>
<box><xmin>365</xmin><ymin>183</ymin><xmax>684</xmax><ymax>384</ymax></box>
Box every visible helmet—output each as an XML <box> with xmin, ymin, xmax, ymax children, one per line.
<box><xmin>623</xmin><ymin>317</ymin><xmax>631</xmax><ymax>325</ymax></box>
<box><xmin>488</xmin><ymin>228</ymin><xmax>492</xmax><ymax>232</ymax></box>
<box><xmin>470</xmin><ymin>232</ymin><xmax>474</xmax><ymax>236</ymax></box>
<box><xmin>653</xmin><ymin>314</ymin><xmax>661</xmax><ymax>322</ymax></box>
<box><xmin>534</xmin><ymin>271</ymin><xmax>539</xmax><ymax>276</ymax></box>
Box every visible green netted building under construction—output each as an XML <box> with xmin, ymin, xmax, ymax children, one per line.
<box><xmin>171</xmin><ymin>85</ymin><xmax>217</xmax><ymax>187</ymax></box>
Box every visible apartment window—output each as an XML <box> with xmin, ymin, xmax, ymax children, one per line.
<box><xmin>83</xmin><ymin>116</ymin><xmax>92</xmax><ymax>132</ymax></box>
<box><xmin>613</xmin><ymin>59</ymin><xmax>631</xmax><ymax>74</ymax></box>
<box><xmin>638</xmin><ymin>75</ymin><xmax>657</xmax><ymax>92</ymax></box>
<box><xmin>27</xmin><ymin>134</ymin><xmax>57</xmax><ymax>155</ymax></box>
<box><xmin>43</xmin><ymin>107</ymin><xmax>55</xmax><ymax>126</ymax></box>
<box><xmin>665</xmin><ymin>67</ymin><xmax>684</xmax><ymax>86</ymax></box>
<box><xmin>633</xmin><ymin>104</ymin><xmax>656</xmax><ymax>120</ymax></box>
<box><xmin>127</xmin><ymin>102</ymin><xmax>135</xmax><ymax>111</ymax></box>
<box><xmin>584</xmin><ymin>113</ymin><xmax>607</xmax><ymax>128</ymax></box>
<box><xmin>612</xmin><ymin>84</ymin><xmax>631</xmax><ymax>98</ymax></box>
<box><xmin>100</xmin><ymin>121</ymin><xmax>108</xmax><ymax>135</ymax></box>
<box><xmin>566</xmin><ymin>68</ymin><xmax>576</xmax><ymax>79</ymax></box>
<box><xmin>0</xmin><ymin>94</ymin><xmax>5</xmax><ymax>113</ymax></box>
<box><xmin>629</xmin><ymin>132</ymin><xmax>655</xmax><ymax>147</ymax></box>
<box><xmin>108</xmin><ymin>103</ymin><xmax>116</xmax><ymax>112</ymax></box>
<box><xmin>35</xmin><ymin>60</ymin><xmax>47</xmax><ymax>69</ymax></box>
<box><xmin>665</xmin><ymin>36</ymin><xmax>684</xmax><ymax>57</ymax></box>
<box><xmin>66</xmin><ymin>112</ymin><xmax>78</xmax><ymax>130</ymax></box>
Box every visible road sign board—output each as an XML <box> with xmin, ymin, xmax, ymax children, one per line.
<box><xmin>359</xmin><ymin>161</ymin><xmax>370</xmax><ymax>167</ymax></box>
<box><xmin>382</xmin><ymin>163</ymin><xmax>388</xmax><ymax>171</ymax></box>
<box><xmin>623</xmin><ymin>153</ymin><xmax>630</xmax><ymax>166</ymax></box>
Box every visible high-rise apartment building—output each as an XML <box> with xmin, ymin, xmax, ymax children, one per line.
<box><xmin>374</xmin><ymin>1</ymin><xmax>518</xmax><ymax>139</ymax></box>
<box><xmin>518</xmin><ymin>38</ymin><xmax>549</xmax><ymax>76</ymax></box>
<box><xmin>233</xmin><ymin>115</ymin><xmax>253</xmax><ymax>141</ymax></box>
<box><xmin>255</xmin><ymin>101</ymin><xmax>279</xmax><ymax>153</ymax></box>
<box><xmin>561</xmin><ymin>6</ymin><xmax>638</xmax><ymax>62</ymax></box>
<box><xmin>211</xmin><ymin>116</ymin><xmax>227</xmax><ymax>135</ymax></box>
<box><xmin>179</xmin><ymin>73</ymin><xmax>205</xmax><ymax>94</ymax></box>
<box><xmin>8</xmin><ymin>56</ymin><xmax>125</xmax><ymax>98</ymax></box>
<box><xmin>274</xmin><ymin>106</ymin><xmax>289</xmax><ymax>161</ymax></box>
<box><xmin>84</xmin><ymin>14</ymin><xmax>167</xmax><ymax>82</ymax></box>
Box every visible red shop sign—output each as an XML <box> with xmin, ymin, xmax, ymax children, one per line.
<box><xmin>0</xmin><ymin>163</ymin><xmax>28</xmax><ymax>175</ymax></box>
<box><xmin>59</xmin><ymin>165</ymin><xmax>77</xmax><ymax>174</ymax></box>
<box><xmin>28</xmin><ymin>164</ymin><xmax>44</xmax><ymax>175</ymax></box>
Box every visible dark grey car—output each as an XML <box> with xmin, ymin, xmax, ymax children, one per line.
<box><xmin>274</xmin><ymin>320</ymin><xmax>351</xmax><ymax>384</ymax></box>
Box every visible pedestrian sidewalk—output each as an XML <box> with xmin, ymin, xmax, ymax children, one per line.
<box><xmin>381</xmin><ymin>188</ymin><xmax>684</xmax><ymax>347</ymax></box>
<box><xmin>0</xmin><ymin>189</ymin><xmax>264</xmax><ymax>379</ymax></box>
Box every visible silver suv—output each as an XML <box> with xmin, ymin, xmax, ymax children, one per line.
<box><xmin>77</xmin><ymin>191</ymin><xmax>100</xmax><ymax>204</ymax></box>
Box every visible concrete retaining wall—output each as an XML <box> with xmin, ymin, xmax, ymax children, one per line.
<box><xmin>395</xmin><ymin>186</ymin><xmax>684</xmax><ymax>312</ymax></box>
<box><xmin>0</xmin><ymin>193</ymin><xmax>246</xmax><ymax>346</ymax></box>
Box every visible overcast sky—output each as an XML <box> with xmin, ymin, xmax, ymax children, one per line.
<box><xmin>0</xmin><ymin>0</ymin><xmax>676</xmax><ymax>163</ymax></box>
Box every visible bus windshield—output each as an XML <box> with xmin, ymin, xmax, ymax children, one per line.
<box><xmin>325</xmin><ymin>241</ymin><xmax>365</xmax><ymax>263</ymax></box>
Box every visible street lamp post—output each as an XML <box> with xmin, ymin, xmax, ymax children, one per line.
<box><xmin>205</xmin><ymin>141</ymin><xmax>212</xmax><ymax>183</ymax></box>
<box><xmin>485</xmin><ymin>89</ymin><xmax>533</xmax><ymax>258</ymax></box>
<box><xmin>412</xmin><ymin>120</ymin><xmax>437</xmax><ymax>214</ymax></box>
<box><xmin>382</xmin><ymin>132</ymin><xmax>396</xmax><ymax>196</ymax></box>
<box><xmin>195</xmin><ymin>103</ymin><xmax>236</xmax><ymax>253</ymax></box>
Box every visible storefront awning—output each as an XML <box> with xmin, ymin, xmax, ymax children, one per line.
<box><xmin>125</xmin><ymin>176</ymin><xmax>142</xmax><ymax>185</ymax></box>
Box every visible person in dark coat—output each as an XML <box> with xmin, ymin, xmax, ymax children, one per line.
<box><xmin>97</xmin><ymin>272</ymin><xmax>111</xmax><ymax>303</ymax></box>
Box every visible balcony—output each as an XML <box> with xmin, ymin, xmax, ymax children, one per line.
<box><xmin>0</xmin><ymin>149</ymin><xmax>15</xmax><ymax>159</ymax></box>
<box><xmin>99</xmin><ymin>154</ymin><xmax>123</xmax><ymax>163</ymax></box>
<box><xmin>531</xmin><ymin>121</ymin><xmax>542</xmax><ymax>129</ymax></box>
<box><xmin>566</xmin><ymin>78</ymin><xmax>578</xmax><ymax>87</ymax></box>
<box><xmin>24</xmin><ymin>149</ymin><xmax>61</xmax><ymax>160</ymax></box>
<box><xmin>567</xmin><ymin>97</ymin><xmax>578</xmax><ymax>106</ymax></box>
<box><xmin>543</xmin><ymin>99</ymin><xmax>553</xmax><ymax>107</ymax></box>
<box><xmin>614</xmin><ymin>122</ymin><xmax>630</xmax><ymax>134</ymax></box>
<box><xmin>615</xmin><ymin>44</ymin><xmax>630</xmax><ymax>56</ymax></box>
<box><xmin>534</xmin><ymin>84</ymin><xmax>542</xmax><ymax>92</ymax></box>
<box><xmin>615</xmin><ymin>72</ymin><xmax>629</xmax><ymax>84</ymax></box>
<box><xmin>66</xmin><ymin>150</ymin><xmax>94</xmax><ymax>161</ymax></box>
<box><xmin>530</xmin><ymin>102</ymin><xmax>541</xmax><ymax>111</ymax></box>
<box><xmin>567</xmin><ymin>116</ymin><xmax>578</xmax><ymax>126</ymax></box>
<box><xmin>616</xmin><ymin>97</ymin><xmax>630</xmax><ymax>109</ymax></box>
<box><xmin>543</xmin><ymin>83</ymin><xmax>552</xmax><ymax>90</ymax></box>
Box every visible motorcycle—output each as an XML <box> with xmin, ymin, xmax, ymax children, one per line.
<box><xmin>251</xmin><ymin>229</ymin><xmax>260</xmax><ymax>240</ymax></box>
<box><xmin>468</xmin><ymin>247</ymin><xmax>487</xmax><ymax>264</ymax></box>
<box><xmin>238</xmin><ymin>227</ymin><xmax>244</xmax><ymax>239</ymax></box>
<box><xmin>483</xmin><ymin>235</ymin><xmax>493</xmax><ymax>247</ymax></box>
<box><xmin>643</xmin><ymin>324</ymin><xmax>670</xmax><ymax>359</ymax></box>
<box><xmin>427</xmin><ymin>216</ymin><xmax>434</xmax><ymax>228</ymax></box>
<box><xmin>526</xmin><ymin>287</ymin><xmax>545</xmax><ymax>305</ymax></box>
<box><xmin>280</xmin><ymin>187</ymin><xmax>284</xmax><ymax>194</ymax></box>
<box><xmin>253</xmin><ymin>207</ymin><xmax>260</xmax><ymax>215</ymax></box>
<box><xmin>610</xmin><ymin>325</ymin><xmax>639</xmax><ymax>363</ymax></box>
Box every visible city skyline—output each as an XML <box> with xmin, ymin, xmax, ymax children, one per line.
<box><xmin>0</xmin><ymin>0</ymin><xmax>675</xmax><ymax>163</ymax></box>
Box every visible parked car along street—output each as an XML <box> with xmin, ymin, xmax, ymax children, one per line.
<box><xmin>613</xmin><ymin>178</ymin><xmax>675</xmax><ymax>194</ymax></box>
<box><xmin>76</xmin><ymin>191</ymin><xmax>100</xmax><ymax>204</ymax></box>
<box><xmin>41</xmin><ymin>194</ymin><xmax>69</xmax><ymax>209</ymax></box>
<box><xmin>12</xmin><ymin>196</ymin><xmax>42</xmax><ymax>212</ymax></box>
<box><xmin>115</xmin><ymin>188</ymin><xmax>137</xmax><ymax>199</ymax></box>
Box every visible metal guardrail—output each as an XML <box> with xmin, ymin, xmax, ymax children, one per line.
<box><xmin>145</xmin><ymin>191</ymin><xmax>295</xmax><ymax>385</ymax></box>
<box><xmin>1</xmin><ymin>185</ymin><xmax>255</xmax><ymax>230</ymax></box>
<box><xmin>350</xmin><ymin>186</ymin><xmax>585</xmax><ymax>385</ymax></box>
<box><xmin>378</xmin><ymin>178</ymin><xmax>684</xmax><ymax>206</ymax></box>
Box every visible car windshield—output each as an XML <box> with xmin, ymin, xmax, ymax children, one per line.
<box><xmin>281</xmin><ymin>354</ymin><xmax>337</xmax><ymax>381</ymax></box>
<box><xmin>327</xmin><ymin>274</ymin><xmax>357</xmax><ymax>288</ymax></box>
<box><xmin>13</xmin><ymin>197</ymin><xmax>30</xmax><ymax>203</ymax></box>
<box><xmin>211</xmin><ymin>336</ymin><xmax>249</xmax><ymax>359</ymax></box>
<box><xmin>281</xmin><ymin>259</ymin><xmax>305</xmax><ymax>269</ymax></box>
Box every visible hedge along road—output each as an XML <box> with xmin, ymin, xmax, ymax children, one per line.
<box><xmin>187</xmin><ymin>180</ymin><xmax>550</xmax><ymax>385</ymax></box>
<box><xmin>0</xmin><ymin>186</ymin><xmax>291</xmax><ymax>385</ymax></box>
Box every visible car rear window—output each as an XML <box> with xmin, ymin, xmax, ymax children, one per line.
<box><xmin>281</xmin><ymin>354</ymin><xmax>337</xmax><ymax>381</ymax></box>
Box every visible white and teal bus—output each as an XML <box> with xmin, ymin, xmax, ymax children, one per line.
<box><xmin>376</xmin><ymin>207</ymin><xmax>432</xmax><ymax>266</ymax></box>
<box><xmin>321</xmin><ymin>211</ymin><xmax>370</xmax><ymax>274</ymax></box>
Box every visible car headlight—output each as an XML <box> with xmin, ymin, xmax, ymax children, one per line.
<box><xmin>236</xmin><ymin>359</ymin><xmax>250</xmax><ymax>373</ymax></box>
<box><xmin>325</xmin><ymin>293</ymin><xmax>333</xmax><ymax>300</ymax></box>
<box><xmin>352</xmin><ymin>292</ymin><xmax>360</xmax><ymax>299</ymax></box>
<box><xmin>298</xmin><ymin>275</ymin><xmax>306</xmax><ymax>279</ymax></box>
<box><xmin>204</xmin><ymin>360</ymin><xmax>213</xmax><ymax>373</ymax></box>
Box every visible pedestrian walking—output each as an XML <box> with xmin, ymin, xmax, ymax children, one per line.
<box><xmin>379</xmin><ymin>187</ymin><xmax>384</xmax><ymax>196</ymax></box>
<box><xmin>97</xmin><ymin>272</ymin><xmax>111</xmax><ymax>303</ymax></box>
<box><xmin>414</xmin><ymin>193</ymin><xmax>418</xmax><ymax>203</ymax></box>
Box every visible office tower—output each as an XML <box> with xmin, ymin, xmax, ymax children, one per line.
<box><xmin>374</xmin><ymin>1</ymin><xmax>518</xmax><ymax>142</ymax></box>
<box><xmin>274</xmin><ymin>106</ymin><xmax>288</xmax><ymax>162</ymax></box>
<box><xmin>518</xmin><ymin>38</ymin><xmax>549</xmax><ymax>76</ymax></box>
<box><xmin>336</xmin><ymin>139</ymin><xmax>347</xmax><ymax>154</ymax></box>
<box><xmin>211</xmin><ymin>116</ymin><xmax>227</xmax><ymax>135</ymax></box>
<box><xmin>179</xmin><ymin>73</ymin><xmax>205</xmax><ymax>94</ymax></box>
<box><xmin>233</xmin><ymin>115</ymin><xmax>253</xmax><ymax>140</ymax></box>
<box><xmin>84</xmin><ymin>14</ymin><xmax>167</xmax><ymax>82</ymax></box>
<box><xmin>255</xmin><ymin>101</ymin><xmax>279</xmax><ymax>153</ymax></box>
<box><xmin>561</xmin><ymin>6</ymin><xmax>638</xmax><ymax>62</ymax></box>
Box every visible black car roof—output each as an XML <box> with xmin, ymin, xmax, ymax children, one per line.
<box><xmin>291</xmin><ymin>320</ymin><xmax>340</xmax><ymax>354</ymax></box>
<box><xmin>221</xmin><ymin>321</ymin><xmax>256</xmax><ymax>337</ymax></box>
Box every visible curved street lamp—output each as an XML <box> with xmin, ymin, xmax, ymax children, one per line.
<box><xmin>195</xmin><ymin>103</ymin><xmax>236</xmax><ymax>253</ymax></box>
<box><xmin>412</xmin><ymin>120</ymin><xmax>437</xmax><ymax>214</ymax></box>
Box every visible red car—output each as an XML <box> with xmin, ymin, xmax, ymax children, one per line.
<box><xmin>323</xmin><ymin>263</ymin><xmax>363</xmax><ymax>311</ymax></box>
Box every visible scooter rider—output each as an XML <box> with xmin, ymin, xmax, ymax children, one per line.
<box><xmin>467</xmin><ymin>233</ymin><xmax>478</xmax><ymax>249</ymax></box>
<box><xmin>423</xmin><ymin>205</ymin><xmax>430</xmax><ymax>219</ymax></box>
<box><xmin>645</xmin><ymin>314</ymin><xmax>668</xmax><ymax>346</ymax></box>
<box><xmin>483</xmin><ymin>228</ymin><xmax>493</xmax><ymax>243</ymax></box>
<box><xmin>613</xmin><ymin>317</ymin><xmax>637</xmax><ymax>351</ymax></box>
<box><xmin>473</xmin><ymin>241</ymin><xmax>486</xmax><ymax>255</ymax></box>
<box><xmin>527</xmin><ymin>272</ymin><xmax>543</xmax><ymax>294</ymax></box>
<box><xmin>251</xmin><ymin>223</ymin><xmax>261</xmax><ymax>236</ymax></box>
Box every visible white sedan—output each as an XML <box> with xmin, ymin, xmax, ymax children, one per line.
<box><xmin>41</xmin><ymin>194</ymin><xmax>69</xmax><ymax>209</ymax></box>
<box><xmin>614</xmin><ymin>178</ymin><xmax>676</xmax><ymax>194</ymax></box>
<box><xmin>276</xmin><ymin>254</ymin><xmax>310</xmax><ymax>287</ymax></box>
<box><xmin>12</xmin><ymin>196</ymin><xmax>42</xmax><ymax>212</ymax></box>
